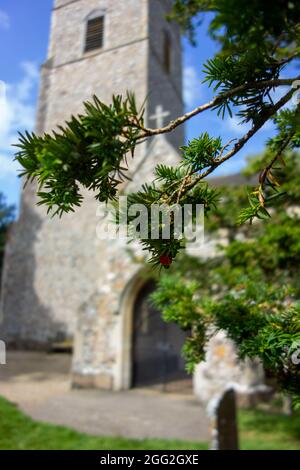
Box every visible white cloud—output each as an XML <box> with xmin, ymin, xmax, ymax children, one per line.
<box><xmin>223</xmin><ymin>83</ymin><xmax>296</xmax><ymax>136</ymax></box>
<box><xmin>0</xmin><ymin>62</ymin><xmax>39</xmax><ymax>180</ymax></box>
<box><xmin>183</xmin><ymin>66</ymin><xmax>202</xmax><ymax>108</ymax></box>
<box><xmin>226</xmin><ymin>116</ymin><xmax>251</xmax><ymax>135</ymax></box>
<box><xmin>0</xmin><ymin>154</ymin><xmax>19</xmax><ymax>177</ymax></box>
<box><xmin>0</xmin><ymin>10</ymin><xmax>10</xmax><ymax>30</ymax></box>
<box><xmin>225</xmin><ymin>114</ymin><xmax>274</xmax><ymax>135</ymax></box>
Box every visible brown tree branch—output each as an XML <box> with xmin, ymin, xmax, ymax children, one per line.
<box><xmin>168</xmin><ymin>86</ymin><xmax>297</xmax><ymax>202</ymax></box>
<box><xmin>138</xmin><ymin>77</ymin><xmax>298</xmax><ymax>139</ymax></box>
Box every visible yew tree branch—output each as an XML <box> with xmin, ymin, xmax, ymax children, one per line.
<box><xmin>169</xmin><ymin>86</ymin><xmax>297</xmax><ymax>202</ymax></box>
<box><xmin>138</xmin><ymin>77</ymin><xmax>298</xmax><ymax>139</ymax></box>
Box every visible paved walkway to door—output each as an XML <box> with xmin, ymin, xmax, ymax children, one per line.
<box><xmin>0</xmin><ymin>352</ymin><xmax>210</xmax><ymax>442</ymax></box>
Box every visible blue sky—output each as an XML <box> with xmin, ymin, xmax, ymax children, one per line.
<box><xmin>0</xmin><ymin>0</ymin><xmax>53</xmax><ymax>208</ymax></box>
<box><xmin>0</xmin><ymin>1</ymin><xmax>297</xmax><ymax>209</ymax></box>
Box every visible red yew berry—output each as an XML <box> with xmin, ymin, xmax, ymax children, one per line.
<box><xmin>159</xmin><ymin>254</ymin><xmax>173</xmax><ymax>268</ymax></box>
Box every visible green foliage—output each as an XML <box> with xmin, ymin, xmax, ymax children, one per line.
<box><xmin>152</xmin><ymin>151</ymin><xmax>300</xmax><ymax>404</ymax></box>
<box><xmin>153</xmin><ymin>260</ymin><xmax>300</xmax><ymax>405</ymax></box>
<box><xmin>269</xmin><ymin>110</ymin><xmax>300</xmax><ymax>153</ymax></box>
<box><xmin>10</xmin><ymin>0</ymin><xmax>300</xmax><ymax>403</ymax></box>
<box><xmin>171</xmin><ymin>1</ymin><xmax>300</xmax><ymax>55</ymax></box>
<box><xmin>181</xmin><ymin>133</ymin><xmax>222</xmax><ymax>170</ymax></box>
<box><xmin>14</xmin><ymin>0</ymin><xmax>300</xmax><ymax>263</ymax></box>
<box><xmin>15</xmin><ymin>94</ymin><xmax>144</xmax><ymax>216</ymax></box>
<box><xmin>238</xmin><ymin>109</ymin><xmax>300</xmax><ymax>224</ymax></box>
<box><xmin>122</xmin><ymin>158</ymin><xmax>219</xmax><ymax>267</ymax></box>
<box><xmin>203</xmin><ymin>52</ymin><xmax>281</xmax><ymax>121</ymax></box>
<box><xmin>169</xmin><ymin>2</ymin><xmax>300</xmax><ymax>229</ymax></box>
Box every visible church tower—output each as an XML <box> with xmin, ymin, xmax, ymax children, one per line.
<box><xmin>1</xmin><ymin>0</ymin><xmax>267</xmax><ymax>398</ymax></box>
<box><xmin>1</xmin><ymin>0</ymin><xmax>185</xmax><ymax>389</ymax></box>
<box><xmin>37</xmin><ymin>0</ymin><xmax>183</xmax><ymax>149</ymax></box>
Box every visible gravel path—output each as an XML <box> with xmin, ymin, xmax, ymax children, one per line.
<box><xmin>0</xmin><ymin>351</ymin><xmax>209</xmax><ymax>442</ymax></box>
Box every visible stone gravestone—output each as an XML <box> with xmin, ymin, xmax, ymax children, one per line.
<box><xmin>193</xmin><ymin>330</ymin><xmax>267</xmax><ymax>405</ymax></box>
<box><xmin>208</xmin><ymin>388</ymin><xmax>239</xmax><ymax>450</ymax></box>
<box><xmin>0</xmin><ymin>340</ymin><xmax>6</xmax><ymax>365</ymax></box>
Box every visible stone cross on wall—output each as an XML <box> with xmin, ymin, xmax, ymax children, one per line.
<box><xmin>149</xmin><ymin>104</ymin><xmax>170</xmax><ymax>128</ymax></box>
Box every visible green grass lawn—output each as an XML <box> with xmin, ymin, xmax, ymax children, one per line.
<box><xmin>239</xmin><ymin>408</ymin><xmax>300</xmax><ymax>450</ymax></box>
<box><xmin>0</xmin><ymin>396</ymin><xmax>299</xmax><ymax>450</ymax></box>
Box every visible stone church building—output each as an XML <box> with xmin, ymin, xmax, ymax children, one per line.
<box><xmin>0</xmin><ymin>0</ymin><xmax>265</xmax><ymax>401</ymax></box>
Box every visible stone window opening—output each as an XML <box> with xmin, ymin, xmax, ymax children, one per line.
<box><xmin>163</xmin><ymin>30</ymin><xmax>171</xmax><ymax>74</ymax></box>
<box><xmin>84</xmin><ymin>15</ymin><xmax>105</xmax><ymax>53</ymax></box>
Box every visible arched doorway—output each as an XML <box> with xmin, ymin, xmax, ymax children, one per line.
<box><xmin>132</xmin><ymin>279</ymin><xmax>192</xmax><ymax>392</ymax></box>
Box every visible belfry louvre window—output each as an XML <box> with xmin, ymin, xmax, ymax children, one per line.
<box><xmin>85</xmin><ymin>16</ymin><xmax>104</xmax><ymax>53</ymax></box>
